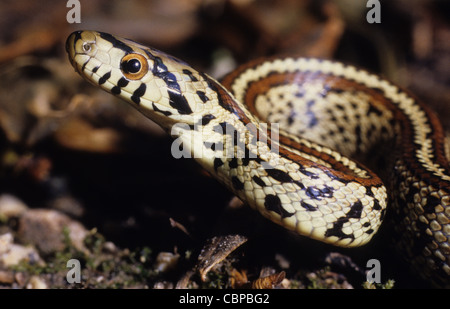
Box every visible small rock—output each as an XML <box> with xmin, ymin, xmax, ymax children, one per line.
<box><xmin>14</xmin><ymin>272</ymin><xmax>27</xmax><ymax>286</ymax></box>
<box><xmin>154</xmin><ymin>251</ymin><xmax>180</xmax><ymax>273</ymax></box>
<box><xmin>0</xmin><ymin>270</ymin><xmax>14</xmax><ymax>284</ymax></box>
<box><xmin>18</xmin><ymin>209</ymin><xmax>88</xmax><ymax>255</ymax></box>
<box><xmin>26</xmin><ymin>275</ymin><xmax>47</xmax><ymax>289</ymax></box>
<box><xmin>0</xmin><ymin>194</ymin><xmax>28</xmax><ymax>220</ymax></box>
<box><xmin>0</xmin><ymin>233</ymin><xmax>42</xmax><ymax>267</ymax></box>
<box><xmin>103</xmin><ymin>241</ymin><xmax>117</xmax><ymax>253</ymax></box>
<box><xmin>153</xmin><ymin>281</ymin><xmax>174</xmax><ymax>289</ymax></box>
<box><xmin>0</xmin><ymin>233</ymin><xmax>13</xmax><ymax>254</ymax></box>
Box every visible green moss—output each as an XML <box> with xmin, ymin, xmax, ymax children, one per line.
<box><xmin>7</xmin><ymin>227</ymin><xmax>162</xmax><ymax>288</ymax></box>
<box><xmin>200</xmin><ymin>268</ymin><xmax>229</xmax><ymax>289</ymax></box>
<box><xmin>362</xmin><ymin>279</ymin><xmax>395</xmax><ymax>289</ymax></box>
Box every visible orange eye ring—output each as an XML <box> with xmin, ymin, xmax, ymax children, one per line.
<box><xmin>120</xmin><ymin>53</ymin><xmax>148</xmax><ymax>80</ymax></box>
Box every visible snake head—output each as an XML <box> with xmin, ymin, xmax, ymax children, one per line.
<box><xmin>66</xmin><ymin>30</ymin><xmax>215</xmax><ymax>130</ymax></box>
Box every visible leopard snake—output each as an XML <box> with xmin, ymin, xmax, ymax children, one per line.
<box><xmin>66</xmin><ymin>30</ymin><xmax>450</xmax><ymax>287</ymax></box>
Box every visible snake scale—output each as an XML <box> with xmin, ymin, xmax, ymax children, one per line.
<box><xmin>66</xmin><ymin>30</ymin><xmax>450</xmax><ymax>287</ymax></box>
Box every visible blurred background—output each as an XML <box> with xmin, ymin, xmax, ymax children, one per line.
<box><xmin>0</xmin><ymin>0</ymin><xmax>448</xmax><ymax>289</ymax></box>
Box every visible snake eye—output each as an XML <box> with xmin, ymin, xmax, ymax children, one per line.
<box><xmin>82</xmin><ymin>42</ymin><xmax>92</xmax><ymax>53</ymax></box>
<box><xmin>120</xmin><ymin>53</ymin><xmax>148</xmax><ymax>80</ymax></box>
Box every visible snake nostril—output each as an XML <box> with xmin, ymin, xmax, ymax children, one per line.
<box><xmin>82</xmin><ymin>42</ymin><xmax>92</xmax><ymax>53</ymax></box>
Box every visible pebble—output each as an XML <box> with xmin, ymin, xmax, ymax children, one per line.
<box><xmin>0</xmin><ymin>270</ymin><xmax>14</xmax><ymax>284</ymax></box>
<box><xmin>18</xmin><ymin>209</ymin><xmax>88</xmax><ymax>255</ymax></box>
<box><xmin>26</xmin><ymin>275</ymin><xmax>47</xmax><ymax>289</ymax></box>
<box><xmin>154</xmin><ymin>252</ymin><xmax>180</xmax><ymax>273</ymax></box>
<box><xmin>0</xmin><ymin>194</ymin><xmax>28</xmax><ymax>219</ymax></box>
<box><xmin>0</xmin><ymin>233</ymin><xmax>42</xmax><ymax>267</ymax></box>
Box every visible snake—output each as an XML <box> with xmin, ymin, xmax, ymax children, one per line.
<box><xmin>65</xmin><ymin>30</ymin><xmax>450</xmax><ymax>287</ymax></box>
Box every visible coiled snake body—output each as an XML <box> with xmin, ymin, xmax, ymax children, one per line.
<box><xmin>66</xmin><ymin>30</ymin><xmax>450</xmax><ymax>287</ymax></box>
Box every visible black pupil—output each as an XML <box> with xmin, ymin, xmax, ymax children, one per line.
<box><xmin>123</xmin><ymin>59</ymin><xmax>141</xmax><ymax>74</ymax></box>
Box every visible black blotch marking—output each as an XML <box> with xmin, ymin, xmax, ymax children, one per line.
<box><xmin>200</xmin><ymin>114</ymin><xmax>216</xmax><ymax>126</ymax></box>
<box><xmin>424</xmin><ymin>195</ymin><xmax>440</xmax><ymax>213</ymax></box>
<box><xmin>81</xmin><ymin>61</ymin><xmax>88</xmax><ymax>73</ymax></box>
<box><xmin>347</xmin><ymin>201</ymin><xmax>363</xmax><ymax>218</ymax></box>
<box><xmin>305</xmin><ymin>185</ymin><xmax>334</xmax><ymax>200</ymax></box>
<box><xmin>264</xmin><ymin>165</ymin><xmax>306</xmax><ymax>189</ymax></box>
<box><xmin>167</xmin><ymin>88</ymin><xmax>193</xmax><ymax>114</ymax></box>
<box><xmin>295</xmin><ymin>91</ymin><xmax>304</xmax><ymax>98</ymax></box>
<box><xmin>232</xmin><ymin>130</ymin><xmax>240</xmax><ymax>147</ymax></box>
<box><xmin>99</xmin><ymin>32</ymin><xmax>134</xmax><ymax>53</ymax></box>
<box><xmin>229</xmin><ymin>158</ymin><xmax>238</xmax><ymax>169</ymax></box>
<box><xmin>213</xmin><ymin>122</ymin><xmax>241</xmax><ymax>147</ymax></box>
<box><xmin>152</xmin><ymin>102</ymin><xmax>172</xmax><ymax>116</ymax></box>
<box><xmin>328</xmin><ymin>88</ymin><xmax>344</xmax><ymax>95</ymax></box>
<box><xmin>231</xmin><ymin>176</ymin><xmax>244</xmax><ymax>191</ymax></box>
<box><xmin>92</xmin><ymin>66</ymin><xmax>99</xmax><ymax>73</ymax></box>
<box><xmin>213</xmin><ymin>158</ymin><xmax>223</xmax><ymax>171</ymax></box>
<box><xmin>305</xmin><ymin>187</ymin><xmax>321</xmax><ymax>199</ymax></box>
<box><xmin>242</xmin><ymin>147</ymin><xmax>260</xmax><ymax>166</ymax></box>
<box><xmin>372</xmin><ymin>200</ymin><xmax>381</xmax><ymax>211</ymax></box>
<box><xmin>200</xmin><ymin>72</ymin><xmax>218</xmax><ymax>91</ymax></box>
<box><xmin>196</xmin><ymin>91</ymin><xmax>209</xmax><ymax>103</ymax></box>
<box><xmin>287</xmin><ymin>114</ymin><xmax>295</xmax><ymax>126</ymax></box>
<box><xmin>335</xmin><ymin>104</ymin><xmax>345</xmax><ymax>111</ymax></box>
<box><xmin>203</xmin><ymin>142</ymin><xmax>215</xmax><ymax>150</ymax></box>
<box><xmin>131</xmin><ymin>83</ymin><xmax>147</xmax><ymax>105</ymax></box>
<box><xmin>182</xmin><ymin>69</ymin><xmax>198</xmax><ymax>81</ymax></box>
<box><xmin>252</xmin><ymin>176</ymin><xmax>266</xmax><ymax>187</ymax></box>
<box><xmin>211</xmin><ymin>122</ymin><xmax>262</xmax><ymax>168</ymax></box>
<box><xmin>300</xmin><ymin>168</ymin><xmax>319</xmax><ymax>179</ymax></box>
<box><xmin>142</xmin><ymin>50</ymin><xmax>193</xmax><ymax>114</ymax></box>
<box><xmin>325</xmin><ymin>200</ymin><xmax>364</xmax><ymax>240</ymax></box>
<box><xmin>98</xmin><ymin>71</ymin><xmax>111</xmax><ymax>85</ymax></box>
<box><xmin>324</xmin><ymin>219</ymin><xmax>352</xmax><ymax>240</ymax></box>
<box><xmin>301</xmin><ymin>201</ymin><xmax>317</xmax><ymax>211</ymax></box>
<box><xmin>306</xmin><ymin>100</ymin><xmax>318</xmax><ymax>128</ymax></box>
<box><xmin>111</xmin><ymin>86</ymin><xmax>121</xmax><ymax>95</ymax></box>
<box><xmin>324</xmin><ymin>201</ymin><xmax>363</xmax><ymax>240</ymax></box>
<box><xmin>264</xmin><ymin>194</ymin><xmax>294</xmax><ymax>218</ymax></box>
<box><xmin>266</xmin><ymin>168</ymin><xmax>293</xmax><ymax>183</ymax></box>
<box><xmin>193</xmin><ymin>114</ymin><xmax>216</xmax><ymax>128</ymax></box>
<box><xmin>118</xmin><ymin>77</ymin><xmax>129</xmax><ymax>88</ymax></box>
<box><xmin>367</xmin><ymin>104</ymin><xmax>383</xmax><ymax>117</ymax></box>
<box><xmin>371</xmin><ymin>87</ymin><xmax>384</xmax><ymax>95</ymax></box>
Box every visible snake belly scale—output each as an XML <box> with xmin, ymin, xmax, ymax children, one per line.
<box><xmin>66</xmin><ymin>30</ymin><xmax>450</xmax><ymax>287</ymax></box>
